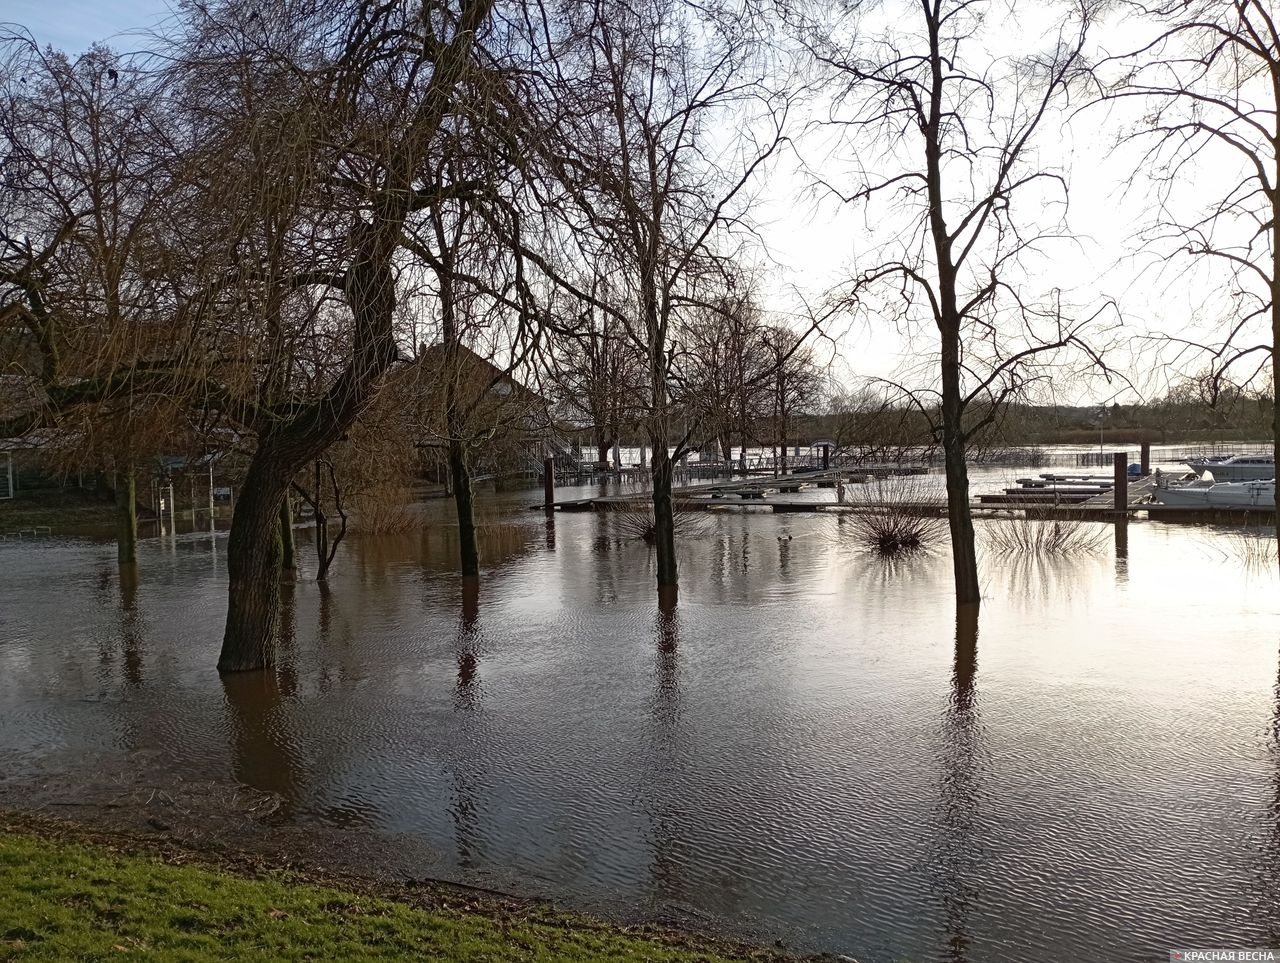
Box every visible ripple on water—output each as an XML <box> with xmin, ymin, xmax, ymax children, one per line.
<box><xmin>0</xmin><ymin>502</ymin><xmax>1278</xmax><ymax>962</ymax></box>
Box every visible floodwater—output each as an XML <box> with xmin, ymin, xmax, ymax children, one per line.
<box><xmin>1</xmin><ymin>468</ymin><xmax>1279</xmax><ymax>962</ymax></box>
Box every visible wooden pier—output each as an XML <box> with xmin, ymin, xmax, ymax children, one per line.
<box><xmin>539</xmin><ymin>469</ymin><xmax>877</xmax><ymax>511</ymax></box>
<box><xmin>538</xmin><ymin>451</ymin><xmax>1276</xmax><ymax>523</ymax></box>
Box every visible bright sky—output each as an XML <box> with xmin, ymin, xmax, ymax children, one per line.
<box><xmin>3</xmin><ymin>0</ymin><xmax>172</xmax><ymax>55</ymax></box>
<box><xmin>3</xmin><ymin>1</ymin><xmax>1260</xmax><ymax>407</ymax></box>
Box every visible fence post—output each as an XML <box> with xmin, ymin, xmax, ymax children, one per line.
<box><xmin>543</xmin><ymin>456</ymin><xmax>555</xmax><ymax>514</ymax></box>
<box><xmin>1140</xmin><ymin>442</ymin><xmax>1150</xmax><ymax>476</ymax></box>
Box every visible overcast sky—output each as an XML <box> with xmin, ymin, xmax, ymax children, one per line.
<box><xmin>3</xmin><ymin>1</ymin><xmax>1255</xmax><ymax>406</ymax></box>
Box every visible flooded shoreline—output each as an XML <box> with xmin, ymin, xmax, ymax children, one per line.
<box><xmin>1</xmin><ymin>480</ymin><xmax>1278</xmax><ymax>962</ymax></box>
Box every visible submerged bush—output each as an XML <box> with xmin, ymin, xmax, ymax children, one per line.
<box><xmin>611</xmin><ymin>500</ymin><xmax>712</xmax><ymax>543</ymax></box>
<box><xmin>843</xmin><ymin>476</ymin><xmax>948</xmax><ymax>557</ymax></box>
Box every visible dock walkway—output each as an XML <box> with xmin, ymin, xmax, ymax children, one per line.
<box><xmin>537</xmin><ymin>471</ymin><xmax>1271</xmax><ymax>520</ymax></box>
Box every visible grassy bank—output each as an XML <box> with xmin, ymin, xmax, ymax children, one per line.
<box><xmin>0</xmin><ymin>487</ymin><xmax>117</xmax><ymax>533</ymax></box>
<box><xmin>0</xmin><ymin>828</ymin><xmax>754</xmax><ymax>962</ymax></box>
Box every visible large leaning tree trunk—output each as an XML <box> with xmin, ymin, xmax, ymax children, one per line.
<box><xmin>219</xmin><ymin>243</ymin><xmax>404</xmax><ymax>671</ymax></box>
<box><xmin>202</xmin><ymin>0</ymin><xmax>496</xmax><ymax>672</ymax></box>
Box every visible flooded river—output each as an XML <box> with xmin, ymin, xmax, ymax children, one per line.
<box><xmin>1</xmin><ymin>471</ymin><xmax>1278</xmax><ymax>961</ymax></box>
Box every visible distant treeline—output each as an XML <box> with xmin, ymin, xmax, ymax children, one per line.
<box><xmin>777</xmin><ymin>395</ymin><xmax>1275</xmax><ymax>451</ymax></box>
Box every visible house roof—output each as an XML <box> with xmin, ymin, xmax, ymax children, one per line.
<box><xmin>413</xmin><ymin>342</ymin><xmax>549</xmax><ymax>407</ymax></box>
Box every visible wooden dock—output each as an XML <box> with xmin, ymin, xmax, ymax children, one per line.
<box><xmin>538</xmin><ymin>464</ymin><xmax>1274</xmax><ymax>522</ymax></box>
<box><xmin>538</xmin><ymin>468</ymin><xmax>904</xmax><ymax>512</ymax></box>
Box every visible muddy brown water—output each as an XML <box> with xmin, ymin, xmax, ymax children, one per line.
<box><xmin>1</xmin><ymin>470</ymin><xmax>1279</xmax><ymax>962</ymax></box>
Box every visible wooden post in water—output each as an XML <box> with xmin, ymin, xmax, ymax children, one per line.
<box><xmin>1113</xmin><ymin>451</ymin><xmax>1129</xmax><ymax>558</ymax></box>
<box><xmin>1140</xmin><ymin>442</ymin><xmax>1150</xmax><ymax>476</ymax></box>
<box><xmin>543</xmin><ymin>456</ymin><xmax>555</xmax><ymax>514</ymax></box>
<box><xmin>822</xmin><ymin>444</ymin><xmax>830</xmax><ymax>471</ymax></box>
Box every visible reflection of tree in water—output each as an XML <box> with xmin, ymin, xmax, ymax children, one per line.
<box><xmin>644</xmin><ymin>599</ymin><xmax>687</xmax><ymax>903</ymax></box>
<box><xmin>698</xmin><ymin>528</ymin><xmax>754</xmax><ymax>603</ymax></box>
<box><xmin>220</xmin><ymin>668</ymin><xmax>303</xmax><ymax>820</ymax></box>
<box><xmin>90</xmin><ymin>566</ymin><xmax>146</xmax><ymax>687</ymax></box>
<box><xmin>991</xmin><ymin>554</ymin><xmax>1107</xmax><ymax>608</ymax></box>
<box><xmin>356</xmin><ymin>518</ymin><xmax>538</xmax><ymax>576</ymax></box>
<box><xmin>275</xmin><ymin>578</ymin><xmax>300</xmax><ymax>694</ymax></box>
<box><xmin>450</xmin><ymin>577</ymin><xmax>484</xmax><ymax>868</ymax></box>
<box><xmin>931</xmin><ymin>604</ymin><xmax>983</xmax><ymax>963</ymax></box>
<box><xmin>1263</xmin><ymin>644</ymin><xmax>1280</xmax><ymax>944</ymax></box>
<box><xmin>118</xmin><ymin>566</ymin><xmax>143</xmax><ymax>686</ymax></box>
<box><xmin>454</xmin><ymin>577</ymin><xmax>483</xmax><ymax>709</ymax></box>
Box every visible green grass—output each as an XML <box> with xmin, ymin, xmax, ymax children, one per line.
<box><xmin>0</xmin><ymin>831</ymin><xmax>745</xmax><ymax>962</ymax></box>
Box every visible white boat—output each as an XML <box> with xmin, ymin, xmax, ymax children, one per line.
<box><xmin>1154</xmin><ymin>478</ymin><xmax>1274</xmax><ymax>509</ymax></box>
<box><xmin>1184</xmin><ymin>453</ymin><xmax>1275</xmax><ymax>481</ymax></box>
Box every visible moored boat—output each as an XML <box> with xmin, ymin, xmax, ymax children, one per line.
<box><xmin>1184</xmin><ymin>453</ymin><xmax>1275</xmax><ymax>481</ymax></box>
<box><xmin>1154</xmin><ymin>478</ymin><xmax>1275</xmax><ymax>509</ymax></box>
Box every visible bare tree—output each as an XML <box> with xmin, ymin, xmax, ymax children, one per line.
<box><xmin>829</xmin><ymin>386</ymin><xmax>934</xmax><ymax>462</ymax></box>
<box><xmin>1111</xmin><ymin>0</ymin><xmax>1278</xmax><ymax>544</ymax></box>
<box><xmin>680</xmin><ymin>284</ymin><xmax>771</xmax><ymax>467</ymax></box>
<box><xmin>758</xmin><ymin>323</ymin><xmax>826</xmax><ymax>474</ymax></box>
<box><xmin>1</xmin><ymin>0</ymin><xmax>499</xmax><ymax>672</ymax></box>
<box><xmin>0</xmin><ymin>37</ymin><xmax>197</xmax><ymax>564</ymax></box>
<box><xmin>406</xmin><ymin>231</ymin><xmax>544</xmax><ymax>583</ymax></box>
<box><xmin>796</xmin><ymin>0</ymin><xmax>1114</xmax><ymax>606</ymax></box>
<box><xmin>548</xmin><ymin>277</ymin><xmax>646</xmax><ymax>466</ymax></box>
<box><xmin>530</xmin><ymin>0</ymin><xmax>790</xmax><ymax>603</ymax></box>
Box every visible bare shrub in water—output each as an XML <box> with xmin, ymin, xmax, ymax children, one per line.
<box><xmin>609</xmin><ymin>481</ymin><xmax>714</xmax><ymax>543</ymax></box>
<box><xmin>611</xmin><ymin>502</ymin><xmax>713</xmax><ymax>543</ymax></box>
<box><xmin>844</xmin><ymin>476</ymin><xmax>948</xmax><ymax>556</ymax></box>
<box><xmin>608</xmin><ymin>478</ymin><xmax>714</xmax><ymax>544</ymax></box>
<box><xmin>1212</xmin><ymin>524</ymin><xmax>1279</xmax><ymax>569</ymax></box>
<box><xmin>983</xmin><ymin>511</ymin><xmax>1109</xmax><ymax>556</ymax></box>
<box><xmin>350</xmin><ymin>484</ymin><xmax>420</xmax><ymax>535</ymax></box>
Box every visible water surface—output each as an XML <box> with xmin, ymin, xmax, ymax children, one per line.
<box><xmin>1</xmin><ymin>475</ymin><xmax>1278</xmax><ymax>962</ymax></box>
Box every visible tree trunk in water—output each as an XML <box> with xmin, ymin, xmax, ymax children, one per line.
<box><xmin>1271</xmin><ymin>225</ymin><xmax>1279</xmax><ymax>563</ymax></box>
<box><xmin>941</xmin><ymin>337</ymin><xmax>980</xmax><ymax>606</ymax></box>
<box><xmin>115</xmin><ymin>468</ymin><xmax>137</xmax><ymax>566</ymax></box>
<box><xmin>449</xmin><ymin>437</ymin><xmax>479</xmax><ymax>578</ymax></box>
<box><xmin>651</xmin><ymin>441</ymin><xmax>678</xmax><ymax>598</ymax></box>
<box><xmin>219</xmin><ymin>451</ymin><xmax>290</xmax><ymax>673</ymax></box>
<box><xmin>279</xmin><ymin>493</ymin><xmax>295</xmax><ymax>571</ymax></box>
<box><xmin>719</xmin><ymin>435</ymin><xmax>732</xmax><ymax>464</ymax></box>
<box><xmin>953</xmin><ymin>603</ymin><xmax>979</xmax><ymax>707</ymax></box>
<box><xmin>597</xmin><ymin>438</ymin><xmax>611</xmax><ymax>465</ymax></box>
